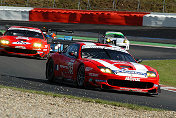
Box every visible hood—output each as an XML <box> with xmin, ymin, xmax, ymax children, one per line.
<box><xmin>108</xmin><ymin>37</ymin><xmax>125</xmax><ymax>43</ymax></box>
<box><xmin>87</xmin><ymin>58</ymin><xmax>150</xmax><ymax>78</ymax></box>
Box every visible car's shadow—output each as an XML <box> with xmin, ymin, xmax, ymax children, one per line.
<box><xmin>0</xmin><ymin>73</ymin><xmax>157</xmax><ymax>97</ymax></box>
<box><xmin>0</xmin><ymin>53</ymin><xmax>47</xmax><ymax>60</ymax></box>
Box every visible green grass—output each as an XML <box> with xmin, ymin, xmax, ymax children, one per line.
<box><xmin>142</xmin><ymin>60</ymin><xmax>176</xmax><ymax>87</ymax></box>
<box><xmin>0</xmin><ymin>85</ymin><xmax>163</xmax><ymax>111</ymax></box>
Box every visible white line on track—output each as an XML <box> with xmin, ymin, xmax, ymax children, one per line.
<box><xmin>130</xmin><ymin>44</ymin><xmax>176</xmax><ymax>49</ymax></box>
<box><xmin>160</xmin><ymin>85</ymin><xmax>176</xmax><ymax>93</ymax></box>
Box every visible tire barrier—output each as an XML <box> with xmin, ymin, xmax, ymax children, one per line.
<box><xmin>29</xmin><ymin>8</ymin><xmax>149</xmax><ymax>26</ymax></box>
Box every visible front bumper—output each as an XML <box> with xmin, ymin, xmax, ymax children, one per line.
<box><xmin>0</xmin><ymin>45</ymin><xmax>48</xmax><ymax>57</ymax></box>
<box><xmin>87</xmin><ymin>74</ymin><xmax>160</xmax><ymax>94</ymax></box>
<box><xmin>116</xmin><ymin>43</ymin><xmax>129</xmax><ymax>50</ymax></box>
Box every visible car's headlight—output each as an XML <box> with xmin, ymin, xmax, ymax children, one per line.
<box><xmin>147</xmin><ymin>71</ymin><xmax>157</xmax><ymax>78</ymax></box>
<box><xmin>33</xmin><ymin>43</ymin><xmax>42</xmax><ymax>48</ymax></box>
<box><xmin>123</xmin><ymin>39</ymin><xmax>128</xmax><ymax>43</ymax></box>
<box><xmin>106</xmin><ymin>38</ymin><xmax>111</xmax><ymax>43</ymax></box>
<box><xmin>98</xmin><ymin>66</ymin><xmax>113</xmax><ymax>74</ymax></box>
<box><xmin>0</xmin><ymin>40</ymin><xmax>9</xmax><ymax>45</ymax></box>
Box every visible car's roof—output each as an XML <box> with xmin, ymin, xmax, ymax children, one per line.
<box><xmin>78</xmin><ymin>42</ymin><xmax>128</xmax><ymax>53</ymax></box>
<box><xmin>105</xmin><ymin>31</ymin><xmax>123</xmax><ymax>35</ymax></box>
<box><xmin>8</xmin><ymin>26</ymin><xmax>42</xmax><ymax>33</ymax></box>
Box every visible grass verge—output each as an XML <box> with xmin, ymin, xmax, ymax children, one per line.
<box><xmin>0</xmin><ymin>85</ymin><xmax>163</xmax><ymax>111</ymax></box>
<box><xmin>142</xmin><ymin>60</ymin><xmax>176</xmax><ymax>87</ymax></box>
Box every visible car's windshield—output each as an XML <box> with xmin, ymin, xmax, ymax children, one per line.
<box><xmin>82</xmin><ymin>48</ymin><xmax>136</xmax><ymax>62</ymax></box>
<box><xmin>4</xmin><ymin>30</ymin><xmax>44</xmax><ymax>39</ymax></box>
<box><xmin>106</xmin><ymin>34</ymin><xmax>124</xmax><ymax>38</ymax></box>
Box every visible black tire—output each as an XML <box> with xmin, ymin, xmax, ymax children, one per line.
<box><xmin>76</xmin><ymin>64</ymin><xmax>85</xmax><ymax>88</ymax></box>
<box><xmin>46</xmin><ymin>59</ymin><xmax>55</xmax><ymax>82</ymax></box>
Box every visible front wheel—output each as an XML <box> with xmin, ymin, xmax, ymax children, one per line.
<box><xmin>46</xmin><ymin>59</ymin><xmax>55</xmax><ymax>82</ymax></box>
<box><xmin>76</xmin><ymin>64</ymin><xmax>85</xmax><ymax>88</ymax></box>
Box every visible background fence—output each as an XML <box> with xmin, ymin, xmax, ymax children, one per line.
<box><xmin>0</xmin><ymin>0</ymin><xmax>176</xmax><ymax>13</ymax></box>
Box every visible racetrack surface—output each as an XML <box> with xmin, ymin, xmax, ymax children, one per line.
<box><xmin>0</xmin><ymin>22</ymin><xmax>176</xmax><ymax>111</ymax></box>
<box><xmin>0</xmin><ymin>20</ymin><xmax>176</xmax><ymax>42</ymax></box>
<box><xmin>0</xmin><ymin>45</ymin><xmax>176</xmax><ymax>111</ymax></box>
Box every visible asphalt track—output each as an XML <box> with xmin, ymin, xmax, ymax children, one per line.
<box><xmin>0</xmin><ymin>22</ymin><xmax>176</xmax><ymax>111</ymax></box>
<box><xmin>0</xmin><ymin>46</ymin><xmax>176</xmax><ymax>111</ymax></box>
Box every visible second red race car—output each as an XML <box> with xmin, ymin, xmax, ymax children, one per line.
<box><xmin>46</xmin><ymin>42</ymin><xmax>160</xmax><ymax>95</ymax></box>
<box><xmin>0</xmin><ymin>26</ymin><xmax>50</xmax><ymax>58</ymax></box>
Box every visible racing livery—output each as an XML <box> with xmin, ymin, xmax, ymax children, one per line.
<box><xmin>46</xmin><ymin>42</ymin><xmax>160</xmax><ymax>94</ymax></box>
<box><xmin>98</xmin><ymin>31</ymin><xmax>129</xmax><ymax>50</ymax></box>
<box><xmin>0</xmin><ymin>26</ymin><xmax>50</xmax><ymax>58</ymax></box>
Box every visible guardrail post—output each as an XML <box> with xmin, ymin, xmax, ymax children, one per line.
<box><xmin>87</xmin><ymin>0</ymin><xmax>90</xmax><ymax>10</ymax></box>
<box><xmin>137</xmin><ymin>0</ymin><xmax>140</xmax><ymax>11</ymax></box>
<box><xmin>163</xmin><ymin>0</ymin><xmax>165</xmax><ymax>12</ymax></box>
<box><xmin>53</xmin><ymin>0</ymin><xmax>55</xmax><ymax>8</ymax></box>
<box><xmin>1</xmin><ymin>0</ymin><xmax>3</xmax><ymax>6</ymax></box>
<box><xmin>26</xmin><ymin>0</ymin><xmax>29</xmax><ymax>7</ymax></box>
<box><xmin>78</xmin><ymin>0</ymin><xmax>81</xmax><ymax>10</ymax></box>
<box><xmin>113</xmin><ymin>0</ymin><xmax>116</xmax><ymax>9</ymax></box>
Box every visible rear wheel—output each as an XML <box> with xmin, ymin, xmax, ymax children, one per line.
<box><xmin>46</xmin><ymin>59</ymin><xmax>55</xmax><ymax>82</ymax></box>
<box><xmin>76</xmin><ymin>64</ymin><xmax>85</xmax><ymax>88</ymax></box>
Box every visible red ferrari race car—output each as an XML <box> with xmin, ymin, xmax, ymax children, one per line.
<box><xmin>46</xmin><ymin>42</ymin><xmax>160</xmax><ymax>95</ymax></box>
<box><xmin>0</xmin><ymin>26</ymin><xmax>50</xmax><ymax>58</ymax></box>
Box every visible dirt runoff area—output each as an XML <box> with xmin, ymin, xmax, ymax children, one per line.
<box><xmin>0</xmin><ymin>88</ymin><xmax>175</xmax><ymax>118</ymax></box>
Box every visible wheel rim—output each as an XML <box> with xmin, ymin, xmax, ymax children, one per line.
<box><xmin>77</xmin><ymin>65</ymin><xmax>85</xmax><ymax>87</ymax></box>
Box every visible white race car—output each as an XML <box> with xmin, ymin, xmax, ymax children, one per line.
<box><xmin>98</xmin><ymin>31</ymin><xmax>129</xmax><ymax>50</ymax></box>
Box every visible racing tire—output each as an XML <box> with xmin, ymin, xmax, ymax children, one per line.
<box><xmin>46</xmin><ymin>59</ymin><xmax>55</xmax><ymax>82</ymax></box>
<box><xmin>76</xmin><ymin>64</ymin><xmax>85</xmax><ymax>88</ymax></box>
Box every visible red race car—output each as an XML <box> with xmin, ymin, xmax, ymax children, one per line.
<box><xmin>0</xmin><ymin>26</ymin><xmax>50</xmax><ymax>58</ymax></box>
<box><xmin>46</xmin><ymin>42</ymin><xmax>160</xmax><ymax>95</ymax></box>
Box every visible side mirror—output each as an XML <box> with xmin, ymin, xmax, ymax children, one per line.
<box><xmin>136</xmin><ymin>59</ymin><xmax>143</xmax><ymax>63</ymax></box>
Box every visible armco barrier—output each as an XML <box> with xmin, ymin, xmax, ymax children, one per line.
<box><xmin>0</xmin><ymin>6</ymin><xmax>33</xmax><ymax>21</ymax></box>
<box><xmin>29</xmin><ymin>8</ymin><xmax>149</xmax><ymax>26</ymax></box>
<box><xmin>143</xmin><ymin>13</ymin><xmax>176</xmax><ymax>27</ymax></box>
<box><xmin>1</xmin><ymin>6</ymin><xmax>176</xmax><ymax>27</ymax></box>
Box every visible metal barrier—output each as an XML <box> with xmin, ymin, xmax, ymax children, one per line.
<box><xmin>0</xmin><ymin>0</ymin><xmax>175</xmax><ymax>13</ymax></box>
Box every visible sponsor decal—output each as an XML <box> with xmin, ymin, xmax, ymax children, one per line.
<box><xmin>43</xmin><ymin>49</ymin><xmax>47</xmax><ymax>51</ymax></box>
<box><xmin>89</xmin><ymin>73</ymin><xmax>99</xmax><ymax>77</ymax></box>
<box><xmin>15</xmin><ymin>46</ymin><xmax>26</xmax><ymax>49</ymax></box>
<box><xmin>125</xmin><ymin>77</ymin><xmax>140</xmax><ymax>81</ymax></box>
<box><xmin>16</xmin><ymin>36</ymin><xmax>29</xmax><ymax>40</ymax></box>
<box><xmin>114</xmin><ymin>69</ymin><xmax>147</xmax><ymax>77</ymax></box>
<box><xmin>82</xmin><ymin>45</ymin><xmax>127</xmax><ymax>53</ymax></box>
<box><xmin>95</xmin><ymin>79</ymin><xmax>107</xmax><ymax>82</ymax></box>
<box><xmin>60</xmin><ymin>65</ymin><xmax>68</xmax><ymax>69</ymax></box>
<box><xmin>120</xmin><ymin>88</ymin><xmax>143</xmax><ymax>92</ymax></box>
<box><xmin>85</xmin><ymin>67</ymin><xmax>93</xmax><ymax>71</ymax></box>
<box><xmin>45</xmin><ymin>45</ymin><xmax>48</xmax><ymax>48</ymax></box>
<box><xmin>82</xmin><ymin>45</ymin><xmax>105</xmax><ymax>49</ymax></box>
<box><xmin>12</xmin><ymin>41</ymin><xmax>31</xmax><ymax>44</ymax></box>
<box><xmin>83</xmin><ymin>42</ymin><xmax>96</xmax><ymax>46</ymax></box>
<box><xmin>37</xmin><ymin>51</ymin><xmax>43</xmax><ymax>53</ymax></box>
<box><xmin>34</xmin><ymin>49</ymin><xmax>41</xmax><ymax>50</ymax></box>
<box><xmin>56</xmin><ymin>65</ymin><xmax>59</xmax><ymax>71</ymax></box>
